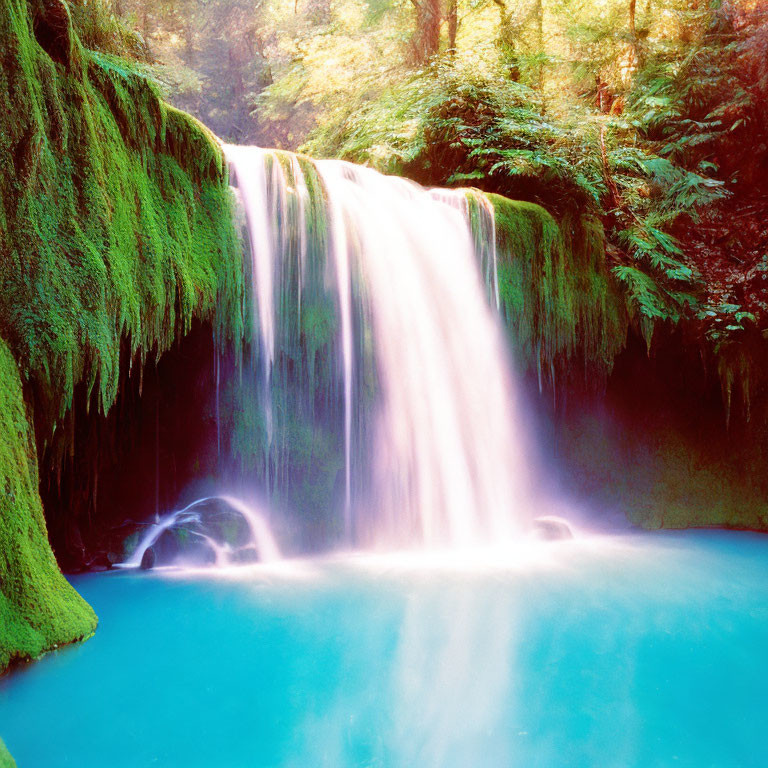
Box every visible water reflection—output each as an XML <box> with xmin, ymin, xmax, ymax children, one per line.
<box><xmin>285</xmin><ymin>561</ymin><xmax>521</xmax><ymax>768</ymax></box>
<box><xmin>4</xmin><ymin>535</ymin><xmax>768</xmax><ymax>768</ymax></box>
<box><xmin>390</xmin><ymin>580</ymin><xmax>515</xmax><ymax>767</ymax></box>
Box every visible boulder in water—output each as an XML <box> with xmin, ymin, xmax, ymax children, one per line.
<box><xmin>140</xmin><ymin>546</ymin><xmax>156</xmax><ymax>570</ymax></box>
<box><xmin>129</xmin><ymin>496</ymin><xmax>280</xmax><ymax>569</ymax></box>
<box><xmin>532</xmin><ymin>516</ymin><xmax>574</xmax><ymax>541</ymax></box>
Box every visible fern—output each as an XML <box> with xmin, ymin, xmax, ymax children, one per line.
<box><xmin>613</xmin><ymin>264</ymin><xmax>695</xmax><ymax>346</ymax></box>
<box><xmin>663</xmin><ymin>172</ymin><xmax>727</xmax><ymax>215</ymax></box>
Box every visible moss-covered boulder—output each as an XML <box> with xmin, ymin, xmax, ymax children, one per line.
<box><xmin>0</xmin><ymin>338</ymin><xmax>96</xmax><ymax>671</ymax></box>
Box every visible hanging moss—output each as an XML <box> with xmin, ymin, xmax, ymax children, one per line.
<box><xmin>0</xmin><ymin>0</ymin><xmax>244</xmax><ymax>457</ymax></box>
<box><xmin>0</xmin><ymin>0</ymin><xmax>244</xmax><ymax>672</ymax></box>
<box><xmin>489</xmin><ymin>194</ymin><xmax>628</xmax><ymax>387</ymax></box>
<box><xmin>0</xmin><ymin>338</ymin><xmax>97</xmax><ymax>672</ymax></box>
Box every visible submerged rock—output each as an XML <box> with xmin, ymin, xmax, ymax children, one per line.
<box><xmin>532</xmin><ymin>516</ymin><xmax>574</xmax><ymax>541</ymax></box>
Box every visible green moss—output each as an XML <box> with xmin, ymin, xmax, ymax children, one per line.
<box><xmin>489</xmin><ymin>194</ymin><xmax>628</xmax><ymax>387</ymax></box>
<box><xmin>0</xmin><ymin>0</ymin><xmax>244</xmax><ymax>672</ymax></box>
<box><xmin>0</xmin><ymin>738</ymin><xmax>16</xmax><ymax>768</ymax></box>
<box><xmin>0</xmin><ymin>0</ymin><xmax>244</xmax><ymax>454</ymax></box>
<box><xmin>0</xmin><ymin>338</ymin><xmax>97</xmax><ymax>672</ymax></box>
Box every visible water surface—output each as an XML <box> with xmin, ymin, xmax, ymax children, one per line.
<box><xmin>2</xmin><ymin>531</ymin><xmax>766</xmax><ymax>767</ymax></box>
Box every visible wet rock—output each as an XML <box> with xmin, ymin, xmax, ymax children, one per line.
<box><xmin>140</xmin><ymin>546</ymin><xmax>156</xmax><ymax>570</ymax></box>
<box><xmin>128</xmin><ymin>496</ymin><xmax>279</xmax><ymax>569</ymax></box>
<box><xmin>122</xmin><ymin>531</ymin><xmax>141</xmax><ymax>559</ymax></box>
<box><xmin>153</xmin><ymin>527</ymin><xmax>217</xmax><ymax>567</ymax></box>
<box><xmin>532</xmin><ymin>516</ymin><xmax>574</xmax><ymax>540</ymax></box>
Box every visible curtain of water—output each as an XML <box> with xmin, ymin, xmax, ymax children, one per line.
<box><xmin>225</xmin><ymin>146</ymin><xmax>531</xmax><ymax>548</ymax></box>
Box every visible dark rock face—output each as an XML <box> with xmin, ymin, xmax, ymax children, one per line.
<box><xmin>140</xmin><ymin>547</ymin><xmax>156</xmax><ymax>571</ymax></box>
<box><xmin>532</xmin><ymin>516</ymin><xmax>574</xmax><ymax>540</ymax></box>
<box><xmin>44</xmin><ymin>323</ymin><xmax>227</xmax><ymax>574</ymax></box>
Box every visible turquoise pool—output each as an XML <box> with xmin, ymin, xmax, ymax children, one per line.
<box><xmin>1</xmin><ymin>531</ymin><xmax>767</xmax><ymax>767</ymax></box>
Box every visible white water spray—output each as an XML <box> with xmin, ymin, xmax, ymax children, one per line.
<box><xmin>225</xmin><ymin>147</ymin><xmax>533</xmax><ymax>549</ymax></box>
<box><xmin>124</xmin><ymin>495</ymin><xmax>280</xmax><ymax>568</ymax></box>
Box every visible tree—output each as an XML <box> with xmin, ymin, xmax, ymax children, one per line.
<box><xmin>409</xmin><ymin>0</ymin><xmax>442</xmax><ymax>64</ymax></box>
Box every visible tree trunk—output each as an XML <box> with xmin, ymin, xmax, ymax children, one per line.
<box><xmin>492</xmin><ymin>0</ymin><xmax>520</xmax><ymax>80</ymax></box>
<box><xmin>447</xmin><ymin>0</ymin><xmax>458</xmax><ymax>52</ymax></box>
<box><xmin>229</xmin><ymin>45</ymin><xmax>244</xmax><ymax>99</ymax></box>
<box><xmin>629</xmin><ymin>0</ymin><xmax>640</xmax><ymax>66</ymax></box>
<box><xmin>409</xmin><ymin>0</ymin><xmax>442</xmax><ymax>65</ymax></box>
<box><xmin>535</xmin><ymin>0</ymin><xmax>544</xmax><ymax>93</ymax></box>
<box><xmin>184</xmin><ymin>21</ymin><xmax>194</xmax><ymax>64</ymax></box>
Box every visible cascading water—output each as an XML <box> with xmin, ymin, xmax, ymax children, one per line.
<box><xmin>124</xmin><ymin>495</ymin><xmax>280</xmax><ymax>569</ymax></box>
<box><xmin>225</xmin><ymin>146</ymin><xmax>534</xmax><ymax>549</ymax></box>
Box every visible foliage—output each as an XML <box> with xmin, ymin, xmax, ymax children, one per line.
<box><xmin>108</xmin><ymin>0</ymin><xmax>292</xmax><ymax>143</ymax></box>
<box><xmin>303</xmin><ymin>57</ymin><xmax>714</xmax><ymax>351</ymax></box>
<box><xmin>626</xmin><ymin>4</ymin><xmax>768</xmax><ymax>180</ymax></box>
<box><xmin>290</xmin><ymin>1</ymin><xmax>768</xmax><ymax>402</ymax></box>
<box><xmin>107</xmin><ymin>0</ymin><xmax>768</xmax><ymax>416</ymax></box>
<box><xmin>68</xmin><ymin>0</ymin><xmax>148</xmax><ymax>58</ymax></box>
<box><xmin>305</xmin><ymin>56</ymin><xmax>604</xmax><ymax>211</ymax></box>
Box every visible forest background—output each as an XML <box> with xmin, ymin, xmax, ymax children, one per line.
<box><xmin>69</xmin><ymin>0</ymin><xmax>768</xmax><ymax>412</ymax></box>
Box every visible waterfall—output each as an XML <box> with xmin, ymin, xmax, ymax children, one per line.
<box><xmin>225</xmin><ymin>146</ymin><xmax>532</xmax><ymax>549</ymax></box>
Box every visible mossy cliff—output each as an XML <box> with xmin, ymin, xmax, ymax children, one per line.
<box><xmin>0</xmin><ymin>0</ymin><xmax>244</xmax><ymax>441</ymax></box>
<box><xmin>0</xmin><ymin>737</ymin><xmax>16</xmax><ymax>768</ymax></box>
<box><xmin>0</xmin><ymin>339</ymin><xmax>95</xmax><ymax>671</ymax></box>
<box><xmin>0</xmin><ymin>0</ymin><xmax>243</xmax><ymax>672</ymax></box>
<box><xmin>489</xmin><ymin>195</ymin><xmax>628</xmax><ymax>388</ymax></box>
